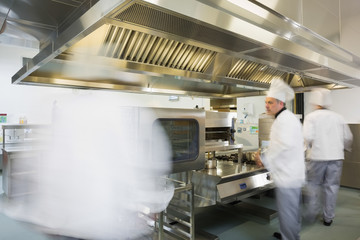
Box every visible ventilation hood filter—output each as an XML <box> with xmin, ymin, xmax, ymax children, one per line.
<box><xmin>11</xmin><ymin>0</ymin><xmax>360</xmax><ymax>98</ymax></box>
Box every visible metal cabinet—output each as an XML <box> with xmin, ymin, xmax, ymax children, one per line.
<box><xmin>1</xmin><ymin>124</ymin><xmax>49</xmax><ymax>197</ymax></box>
<box><xmin>341</xmin><ymin>124</ymin><xmax>360</xmax><ymax>189</ymax></box>
<box><xmin>2</xmin><ymin>149</ymin><xmax>42</xmax><ymax>197</ymax></box>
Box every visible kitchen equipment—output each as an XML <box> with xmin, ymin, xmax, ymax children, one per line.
<box><xmin>192</xmin><ymin>161</ymin><xmax>274</xmax><ymax>207</ymax></box>
<box><xmin>234</xmin><ymin>122</ymin><xmax>259</xmax><ymax>151</ymax></box>
<box><xmin>245</xmin><ymin>151</ymin><xmax>256</xmax><ymax>162</ymax></box>
<box><xmin>205</xmin><ymin>159</ymin><xmax>217</xmax><ymax>169</ymax></box>
<box><xmin>205</xmin><ymin>111</ymin><xmax>237</xmax><ymax>145</ymax></box>
<box><xmin>258</xmin><ymin>113</ymin><xmax>275</xmax><ymax>148</ymax></box>
<box><xmin>204</xmin><ymin>111</ymin><xmax>242</xmax><ymax>169</ymax></box>
<box><xmin>149</xmin><ymin>107</ymin><xmax>205</xmax><ymax>173</ymax></box>
<box><xmin>1</xmin><ymin>124</ymin><xmax>50</xmax><ymax>196</ymax></box>
<box><xmin>185</xmin><ymin>111</ymin><xmax>274</xmax><ymax>208</ymax></box>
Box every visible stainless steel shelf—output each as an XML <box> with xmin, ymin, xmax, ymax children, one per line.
<box><xmin>205</xmin><ymin>143</ymin><xmax>243</xmax><ymax>152</ymax></box>
<box><xmin>2</xmin><ymin>124</ymin><xmax>50</xmax><ymax>129</ymax></box>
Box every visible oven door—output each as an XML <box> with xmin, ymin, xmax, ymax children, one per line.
<box><xmin>150</xmin><ymin>108</ymin><xmax>205</xmax><ymax>173</ymax></box>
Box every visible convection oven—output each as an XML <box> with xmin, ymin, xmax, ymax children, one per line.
<box><xmin>149</xmin><ymin>108</ymin><xmax>205</xmax><ymax>173</ymax></box>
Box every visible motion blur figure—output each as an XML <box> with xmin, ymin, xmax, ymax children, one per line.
<box><xmin>303</xmin><ymin>88</ymin><xmax>352</xmax><ymax>226</ymax></box>
<box><xmin>2</xmin><ymin>94</ymin><xmax>174</xmax><ymax>240</ymax></box>
<box><xmin>255</xmin><ymin>79</ymin><xmax>305</xmax><ymax>240</ymax></box>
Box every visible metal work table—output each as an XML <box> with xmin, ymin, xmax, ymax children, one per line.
<box><xmin>197</xmin><ymin>160</ymin><xmax>263</xmax><ymax>178</ymax></box>
<box><xmin>1</xmin><ymin>124</ymin><xmax>49</xmax><ymax>198</ymax></box>
<box><xmin>192</xmin><ymin>161</ymin><xmax>274</xmax><ymax>207</ymax></box>
<box><xmin>3</xmin><ymin>145</ymin><xmax>43</xmax><ymax>153</ymax></box>
<box><xmin>165</xmin><ymin>161</ymin><xmax>276</xmax><ymax>240</ymax></box>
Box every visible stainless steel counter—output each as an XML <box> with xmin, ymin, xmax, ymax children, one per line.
<box><xmin>3</xmin><ymin>145</ymin><xmax>43</xmax><ymax>153</ymax></box>
<box><xmin>2</xmin><ymin>144</ymin><xmax>44</xmax><ymax>198</ymax></box>
<box><xmin>192</xmin><ymin>161</ymin><xmax>274</xmax><ymax>207</ymax></box>
<box><xmin>166</xmin><ymin>160</ymin><xmax>275</xmax><ymax>240</ymax></box>
<box><xmin>197</xmin><ymin>160</ymin><xmax>261</xmax><ymax>178</ymax></box>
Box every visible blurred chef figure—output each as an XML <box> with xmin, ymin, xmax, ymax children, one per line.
<box><xmin>303</xmin><ymin>88</ymin><xmax>352</xmax><ymax>226</ymax></box>
<box><xmin>255</xmin><ymin>79</ymin><xmax>305</xmax><ymax>240</ymax></box>
<box><xmin>2</xmin><ymin>94</ymin><xmax>174</xmax><ymax>240</ymax></box>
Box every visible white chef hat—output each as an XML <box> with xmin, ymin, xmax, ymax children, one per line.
<box><xmin>309</xmin><ymin>88</ymin><xmax>332</xmax><ymax>108</ymax></box>
<box><xmin>267</xmin><ymin>78</ymin><xmax>294</xmax><ymax>102</ymax></box>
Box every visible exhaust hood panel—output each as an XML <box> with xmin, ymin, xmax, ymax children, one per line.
<box><xmin>98</xmin><ymin>25</ymin><xmax>216</xmax><ymax>73</ymax></box>
<box><xmin>23</xmin><ymin>64</ymin><xmax>261</xmax><ymax>98</ymax></box>
<box><xmin>245</xmin><ymin>48</ymin><xmax>320</xmax><ymax>71</ymax></box>
<box><xmin>226</xmin><ymin>59</ymin><xmax>287</xmax><ymax>84</ymax></box>
<box><xmin>10</xmin><ymin>0</ymin><xmax>360</xmax><ymax>97</ymax></box>
<box><xmin>111</xmin><ymin>2</ymin><xmax>263</xmax><ymax>53</ymax></box>
<box><xmin>306</xmin><ymin>68</ymin><xmax>353</xmax><ymax>81</ymax></box>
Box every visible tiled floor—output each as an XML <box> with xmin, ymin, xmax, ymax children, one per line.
<box><xmin>195</xmin><ymin>187</ymin><xmax>360</xmax><ymax>240</ymax></box>
<box><xmin>0</xmin><ymin>172</ymin><xmax>359</xmax><ymax>240</ymax></box>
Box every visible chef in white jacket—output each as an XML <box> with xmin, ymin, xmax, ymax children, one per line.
<box><xmin>255</xmin><ymin>79</ymin><xmax>305</xmax><ymax>240</ymax></box>
<box><xmin>303</xmin><ymin>88</ymin><xmax>352</xmax><ymax>226</ymax></box>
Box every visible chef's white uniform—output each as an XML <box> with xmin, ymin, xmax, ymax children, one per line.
<box><xmin>303</xmin><ymin>108</ymin><xmax>353</xmax><ymax>223</ymax></box>
<box><xmin>262</xmin><ymin>108</ymin><xmax>305</xmax><ymax>240</ymax></box>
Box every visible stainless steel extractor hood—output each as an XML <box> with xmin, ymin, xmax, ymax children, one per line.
<box><xmin>7</xmin><ymin>0</ymin><xmax>360</xmax><ymax>98</ymax></box>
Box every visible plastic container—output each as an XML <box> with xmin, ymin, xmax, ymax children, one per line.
<box><xmin>19</xmin><ymin>116</ymin><xmax>27</xmax><ymax>124</ymax></box>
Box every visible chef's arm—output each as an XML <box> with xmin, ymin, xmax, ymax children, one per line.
<box><xmin>254</xmin><ymin>151</ymin><xmax>264</xmax><ymax>167</ymax></box>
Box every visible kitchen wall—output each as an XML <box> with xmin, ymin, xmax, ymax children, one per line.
<box><xmin>237</xmin><ymin>95</ymin><xmax>296</xmax><ymax>124</ymax></box>
<box><xmin>304</xmin><ymin>88</ymin><xmax>360</xmax><ymax>123</ymax></box>
<box><xmin>0</xmin><ymin>44</ymin><xmax>210</xmax><ymax>124</ymax></box>
<box><xmin>236</xmin><ymin>88</ymin><xmax>360</xmax><ymax>125</ymax></box>
<box><xmin>237</xmin><ymin>96</ymin><xmax>266</xmax><ymax>124</ymax></box>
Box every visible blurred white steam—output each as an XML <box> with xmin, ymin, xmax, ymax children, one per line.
<box><xmin>2</xmin><ymin>94</ymin><xmax>174</xmax><ymax>239</ymax></box>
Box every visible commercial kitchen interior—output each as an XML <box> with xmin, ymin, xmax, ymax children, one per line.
<box><xmin>1</xmin><ymin>0</ymin><xmax>360</xmax><ymax>239</ymax></box>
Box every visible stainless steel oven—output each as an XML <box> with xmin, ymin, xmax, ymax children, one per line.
<box><xmin>149</xmin><ymin>108</ymin><xmax>205</xmax><ymax>173</ymax></box>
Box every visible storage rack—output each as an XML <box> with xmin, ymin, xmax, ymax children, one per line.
<box><xmin>156</xmin><ymin>171</ymin><xmax>195</xmax><ymax>240</ymax></box>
